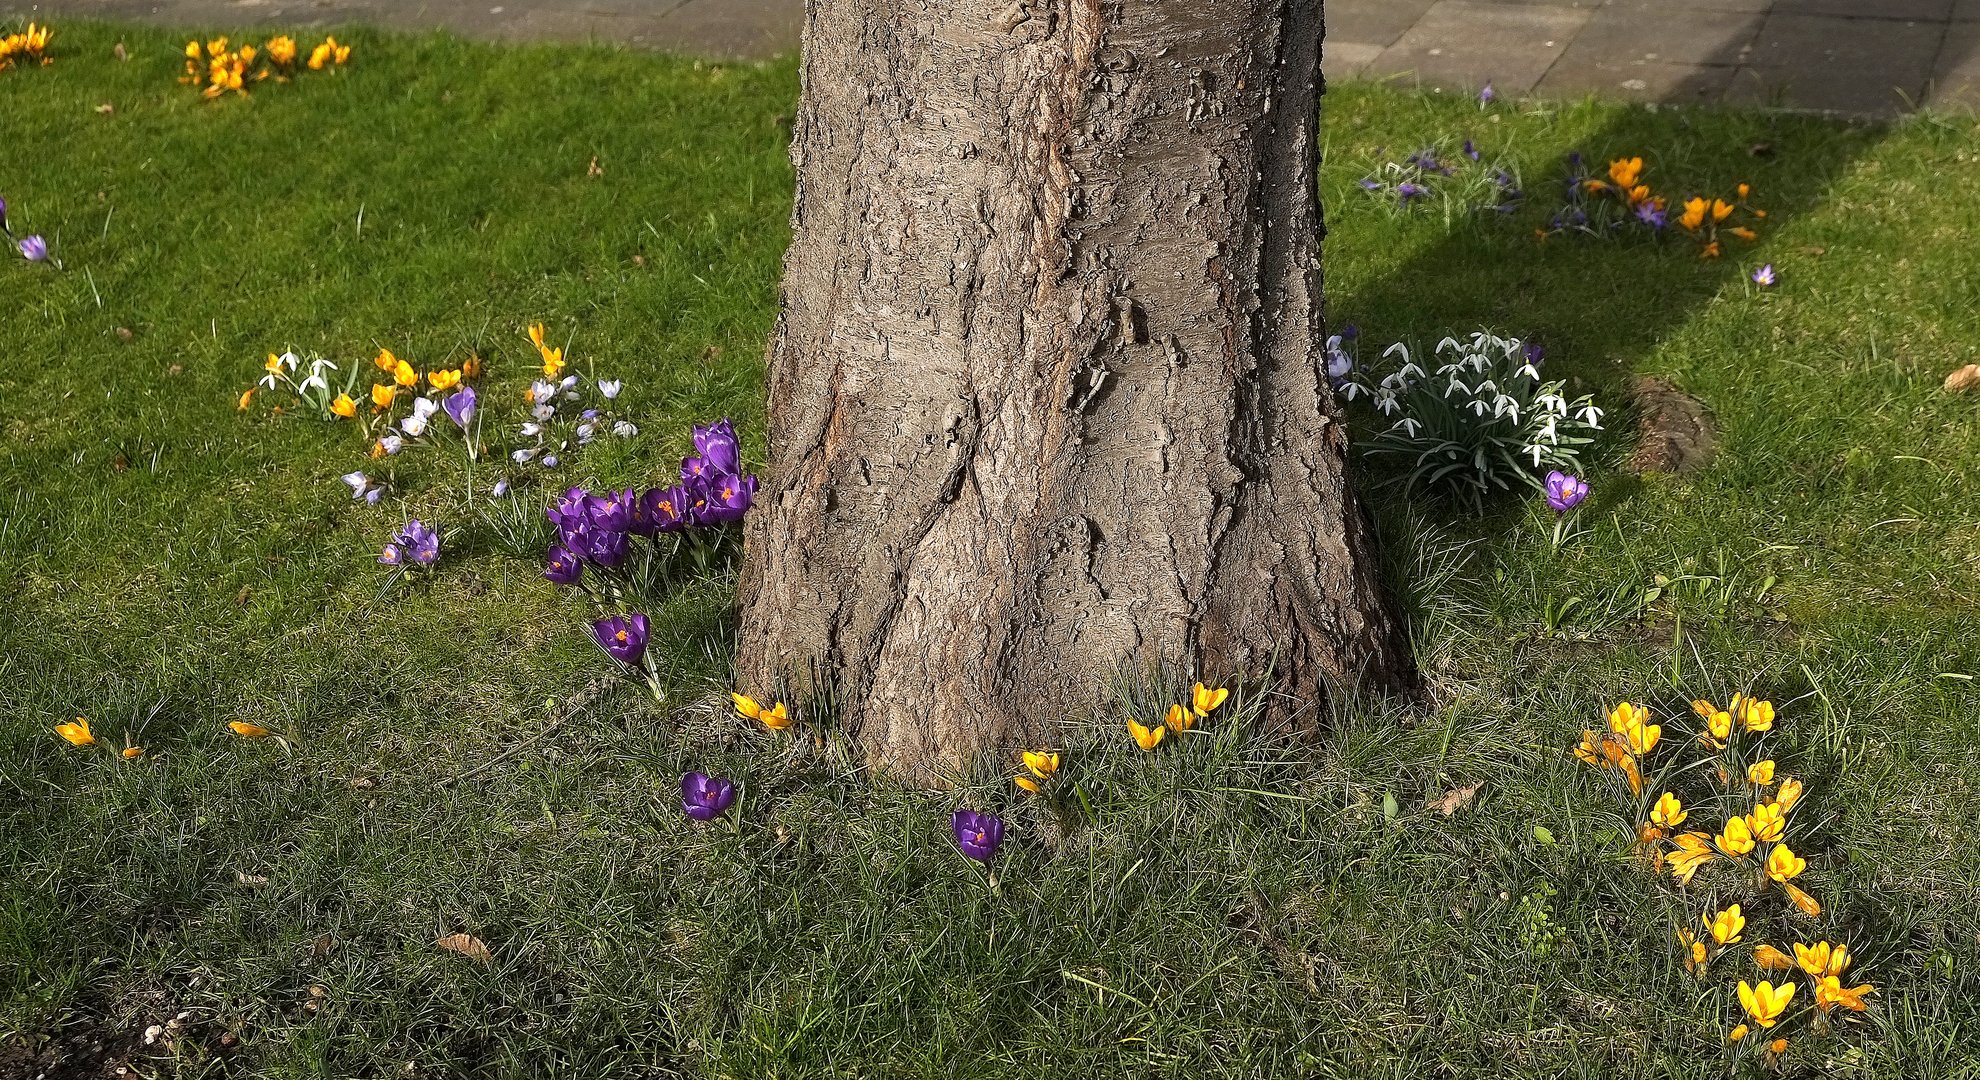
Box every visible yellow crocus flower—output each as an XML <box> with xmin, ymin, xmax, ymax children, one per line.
<box><xmin>428</xmin><ymin>369</ymin><xmax>462</xmax><ymax>392</ymax></box>
<box><xmin>393</xmin><ymin>360</ymin><xmax>419</xmax><ymax>388</ymax></box>
<box><xmin>1607</xmin><ymin>156</ymin><xmax>1643</xmax><ymax>189</ymax></box>
<box><xmin>1607</xmin><ymin>701</ymin><xmax>1649</xmax><ymax>735</ymax></box>
<box><xmin>330</xmin><ymin>393</ymin><xmax>357</xmax><ymax>418</ymax></box>
<box><xmin>122</xmin><ymin>746</ymin><xmax>145</xmax><ymax>759</ymax></box>
<box><xmin>1783</xmin><ymin>881</ymin><xmax>1823</xmax><ymax>917</ymax></box>
<box><xmin>1746</xmin><ymin>801</ymin><xmax>1787</xmax><ymax>843</ymax></box>
<box><xmin>1022</xmin><ymin>751</ymin><xmax>1060</xmax><ymax>780</ymax></box>
<box><xmin>1747</xmin><ymin>759</ymin><xmax>1775</xmax><ymax>784</ymax></box>
<box><xmin>264</xmin><ymin>352</ymin><xmax>286</xmax><ymax>373</ymax></box>
<box><xmin>1727</xmin><ymin>1023</ymin><xmax>1749</xmax><ymax>1043</ymax></box>
<box><xmin>374</xmin><ymin>347</ymin><xmax>400</xmax><ymax>372</ymax></box>
<box><xmin>1127</xmin><ymin>717</ymin><xmax>1165</xmax><ymax>751</ymax></box>
<box><xmin>541</xmin><ymin>346</ymin><xmax>565</xmax><ymax>378</ymax></box>
<box><xmin>1711</xmin><ymin>198</ymin><xmax>1736</xmax><ymax>223</ymax></box>
<box><xmin>1752</xmin><ymin>944</ymin><xmax>1795</xmax><ymax>971</ymax></box>
<box><xmin>1814</xmin><ymin>975</ymin><xmax>1874</xmax><ymax>1013</ymax></box>
<box><xmin>1014</xmin><ymin>775</ymin><xmax>1040</xmax><ymax>794</ymax></box>
<box><xmin>1668</xmin><ymin>832</ymin><xmax>1715</xmax><ymax>884</ymax></box>
<box><xmin>1650</xmin><ymin>792</ymin><xmax>1687</xmax><ymax>828</ymax></box>
<box><xmin>1624</xmin><ymin>718</ymin><xmax>1661</xmax><ymax>756</ymax></box>
<box><xmin>1164</xmin><ymin>702</ymin><xmax>1194</xmax><ymax>733</ymax></box>
<box><xmin>758</xmin><ymin>702</ymin><xmax>791</xmax><ymax>730</ymax></box>
<box><xmin>229</xmin><ymin>721</ymin><xmax>272</xmax><ymax>738</ymax></box>
<box><xmin>462</xmin><ymin>354</ymin><xmax>482</xmax><ymax>378</ymax></box>
<box><xmin>237</xmin><ymin>387</ymin><xmax>256</xmax><ymax>411</ymax></box>
<box><xmin>1191</xmin><ymin>683</ymin><xmax>1228</xmax><ymax>717</ymax></box>
<box><xmin>1736</xmin><ymin>980</ymin><xmax>1795</xmax><ymax>1028</ymax></box>
<box><xmin>1706</xmin><ymin>904</ymin><xmax>1744</xmax><ymax>946</ymax></box>
<box><xmin>371</xmin><ymin>383</ymin><xmax>396</xmax><ymax>410</ymax></box>
<box><xmin>55</xmin><ymin>717</ymin><xmax>94</xmax><ymax>746</ymax></box>
<box><xmin>528</xmin><ymin>322</ymin><xmax>548</xmax><ymax>349</ymax></box>
<box><xmin>730</xmin><ymin>692</ymin><xmax>762</xmax><ymax>720</ymax></box>
<box><xmin>267</xmin><ymin>35</ymin><xmax>297</xmax><ymax>66</ymax></box>
<box><xmin>1678</xmin><ymin>197</ymin><xmax>1708</xmax><ymax>231</ymax></box>
<box><xmin>1766</xmin><ymin>843</ymin><xmax>1806</xmax><ymax>883</ymax></box>
<box><xmin>1714</xmin><ymin>816</ymin><xmax>1755</xmax><ymax>857</ymax></box>
<box><xmin>1774</xmin><ymin>777</ymin><xmax>1803</xmax><ymax>810</ymax></box>
<box><xmin>307</xmin><ymin>41</ymin><xmax>332</xmax><ymax>70</ymax></box>
<box><xmin>1573</xmin><ymin>730</ymin><xmax>1605</xmax><ymax>767</ymax></box>
<box><xmin>1793</xmin><ymin>941</ymin><xmax>1848</xmax><ymax>978</ymax></box>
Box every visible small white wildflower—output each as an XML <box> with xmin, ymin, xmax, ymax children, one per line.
<box><xmin>1578</xmin><ymin>403</ymin><xmax>1604</xmax><ymax>428</ymax></box>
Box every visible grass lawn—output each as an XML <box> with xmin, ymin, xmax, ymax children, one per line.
<box><xmin>4</xmin><ymin>19</ymin><xmax>1979</xmax><ymax>1080</ymax></box>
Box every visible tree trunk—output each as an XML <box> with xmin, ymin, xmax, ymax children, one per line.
<box><xmin>737</xmin><ymin>0</ymin><xmax>1408</xmax><ymax>783</ymax></box>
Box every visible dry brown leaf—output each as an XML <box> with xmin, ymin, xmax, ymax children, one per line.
<box><xmin>95</xmin><ymin>103</ymin><xmax>114</xmax><ymax>115</ymax></box>
<box><xmin>235</xmin><ymin>870</ymin><xmax>268</xmax><ymax>885</ymax></box>
<box><xmin>586</xmin><ymin>156</ymin><xmax>603</xmax><ymax>177</ymax></box>
<box><xmin>436</xmin><ymin>933</ymin><xmax>492</xmax><ymax>964</ymax></box>
<box><xmin>114</xmin><ymin>42</ymin><xmax>128</xmax><ymax>62</ymax></box>
<box><xmin>311</xmin><ymin>933</ymin><xmax>338</xmax><ymax>959</ymax></box>
<box><xmin>1427</xmin><ymin>782</ymin><xmax>1482</xmax><ymax>816</ymax></box>
<box><xmin>1944</xmin><ymin>364</ymin><xmax>1980</xmax><ymax>393</ymax></box>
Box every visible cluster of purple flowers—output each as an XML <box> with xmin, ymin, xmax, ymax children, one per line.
<box><xmin>0</xmin><ymin>196</ymin><xmax>51</xmax><ymax>265</ymax></box>
<box><xmin>378</xmin><ymin>519</ymin><xmax>440</xmax><ymax>567</ymax></box>
<box><xmin>542</xmin><ymin>419</ymin><xmax>757</xmax><ymax>585</ymax></box>
<box><xmin>1358</xmin><ymin>140</ymin><xmax>1521</xmax><ymax>215</ymax></box>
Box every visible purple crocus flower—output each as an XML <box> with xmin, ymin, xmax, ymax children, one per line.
<box><xmin>443</xmin><ymin>387</ymin><xmax>477</xmax><ymax>429</ymax></box>
<box><xmin>1339</xmin><ymin>323</ymin><xmax>1358</xmax><ymax>341</ymax></box>
<box><xmin>399</xmin><ymin>519</ymin><xmax>440</xmax><ymax>566</ymax></box>
<box><xmin>1635</xmin><ymin>200</ymin><xmax>1667</xmax><ymax>230</ymax></box>
<box><xmin>543</xmin><ymin>544</ymin><xmax>583</xmax><ymax>585</ymax></box>
<box><xmin>1396</xmin><ymin>182</ymin><xmax>1428</xmax><ymax>205</ymax></box>
<box><xmin>1358</xmin><ymin>178</ymin><xmax>1382</xmax><ymax>192</ymax></box>
<box><xmin>19</xmin><ymin>235</ymin><xmax>48</xmax><ymax>262</ymax></box>
<box><xmin>581</xmin><ymin>489</ymin><xmax>636</xmax><ymax>533</ymax></box>
<box><xmin>951</xmin><ymin>809</ymin><xmax>1005</xmax><ymax>863</ymax></box>
<box><xmin>683</xmin><ymin>419</ymin><xmax>742</xmax><ymax>480</ymax></box>
<box><xmin>378</xmin><ymin>543</ymin><xmax>406</xmax><ymax>566</ymax></box>
<box><xmin>1478</xmin><ymin>81</ymin><xmax>1495</xmax><ymax>105</ymax></box>
<box><xmin>547</xmin><ymin>487</ymin><xmax>589</xmax><ymax>535</ymax></box>
<box><xmin>636</xmin><ymin>485</ymin><xmax>691</xmax><ymax>534</ymax></box>
<box><xmin>681</xmin><ymin>771</ymin><xmax>737</xmax><ymax>822</ymax></box>
<box><xmin>0</xmin><ymin>195</ymin><xmax>8</xmax><ymax>229</ymax></box>
<box><xmin>1544</xmin><ymin>471</ymin><xmax>1589</xmax><ymax>513</ymax></box>
<box><xmin>692</xmin><ymin>473</ymin><xmax>757</xmax><ymax>526</ymax></box>
<box><xmin>1752</xmin><ymin>264</ymin><xmax>1776</xmax><ymax>287</ymax></box>
<box><xmin>1522</xmin><ymin>342</ymin><xmax>1546</xmax><ymax>368</ymax></box>
<box><xmin>1463</xmin><ymin>139</ymin><xmax>1480</xmax><ymax>162</ymax></box>
<box><xmin>593</xmin><ymin>612</ymin><xmax>650</xmax><ymax>665</ymax></box>
<box><xmin>565</xmin><ymin>522</ymin><xmax>630</xmax><ymax>568</ymax></box>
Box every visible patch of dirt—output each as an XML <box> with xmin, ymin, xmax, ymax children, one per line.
<box><xmin>1627</xmin><ymin>376</ymin><xmax>1717</xmax><ymax>475</ymax></box>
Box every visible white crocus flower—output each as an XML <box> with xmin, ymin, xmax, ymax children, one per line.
<box><xmin>598</xmin><ymin>379</ymin><xmax>623</xmax><ymax>400</ymax></box>
<box><xmin>512</xmin><ymin>448</ymin><xmax>536</xmax><ymax>464</ymax></box>
<box><xmin>400</xmin><ymin>397</ymin><xmax>440</xmax><ymax>438</ymax></box>
<box><xmin>612</xmin><ymin>421</ymin><xmax>638</xmax><ymax>438</ymax></box>
<box><xmin>379</xmin><ymin>435</ymin><xmax>404</xmax><ymax>455</ymax></box>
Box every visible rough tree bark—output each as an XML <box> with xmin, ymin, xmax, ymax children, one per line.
<box><xmin>736</xmin><ymin>0</ymin><xmax>1409</xmax><ymax>782</ymax></box>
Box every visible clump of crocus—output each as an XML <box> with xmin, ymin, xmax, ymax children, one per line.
<box><xmin>1540</xmin><ymin>155</ymin><xmax>1764</xmax><ymax>259</ymax></box>
<box><xmin>378</xmin><ymin>519</ymin><xmax>440</xmax><ymax>569</ymax></box>
<box><xmin>681</xmin><ymin>771</ymin><xmax>737</xmax><ymax>822</ymax></box>
<box><xmin>508</xmin><ymin>325</ymin><xmax>640</xmax><ymax>472</ymax></box>
<box><xmin>0</xmin><ymin>23</ymin><xmax>53</xmax><ymax>70</ymax></box>
<box><xmin>950</xmin><ymin>809</ymin><xmax>1004</xmax><ymax>864</ymax></box>
<box><xmin>181</xmin><ymin>32</ymin><xmax>345</xmax><ymax>97</ymax></box>
<box><xmin>732</xmin><ymin>692</ymin><xmax>791</xmax><ymax>732</ymax></box>
<box><xmin>1013</xmin><ymin>750</ymin><xmax>1059</xmax><ymax>794</ymax></box>
<box><xmin>1359</xmin><ymin>137</ymin><xmax>1521</xmax><ymax>216</ymax></box>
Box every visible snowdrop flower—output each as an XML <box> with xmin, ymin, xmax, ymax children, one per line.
<box><xmin>1528</xmin><ymin>444</ymin><xmax>1546</xmax><ymax>467</ymax></box>
<box><xmin>1577</xmin><ymin>403</ymin><xmax>1604</xmax><ymax>428</ymax></box>
<box><xmin>612</xmin><ymin>420</ymin><xmax>637</xmax><ymax>438</ymax></box>
<box><xmin>1399</xmin><ymin>362</ymin><xmax>1426</xmax><ymax>381</ymax></box>
<box><xmin>1340</xmin><ymin>381</ymin><xmax>1364</xmax><ymax>401</ymax></box>
<box><xmin>1536</xmin><ymin>393</ymin><xmax>1566</xmax><ymax>414</ymax></box>
<box><xmin>1375</xmin><ymin>392</ymin><xmax>1400</xmax><ymax>416</ymax></box>
<box><xmin>1390</xmin><ymin>417</ymin><xmax>1423</xmax><ymax>438</ymax></box>
<box><xmin>1444</xmin><ymin>377</ymin><xmax>1470</xmax><ymax>399</ymax></box>
<box><xmin>1538</xmin><ymin>416</ymin><xmax>1558</xmax><ymax>441</ymax></box>
<box><xmin>512</xmin><ymin>447</ymin><xmax>536</xmax><ymax>464</ymax></box>
<box><xmin>598</xmin><ymin>379</ymin><xmax>622</xmax><ymax>399</ymax></box>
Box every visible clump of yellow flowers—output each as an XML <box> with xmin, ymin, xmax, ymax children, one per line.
<box><xmin>1126</xmin><ymin>682</ymin><xmax>1228</xmax><ymax>752</ymax></box>
<box><xmin>1572</xmin><ymin>693</ymin><xmax>1874</xmax><ymax>1059</ymax></box>
<box><xmin>0</xmin><ymin>22</ymin><xmax>53</xmax><ymax>70</ymax></box>
<box><xmin>181</xmin><ymin>33</ymin><xmax>349</xmax><ymax>99</ymax></box>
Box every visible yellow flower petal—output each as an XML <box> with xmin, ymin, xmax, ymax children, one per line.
<box><xmin>229</xmin><ymin>721</ymin><xmax>272</xmax><ymax>738</ymax></box>
<box><xmin>729</xmin><ymin>692</ymin><xmax>761</xmax><ymax>720</ymax></box>
<box><xmin>55</xmin><ymin>718</ymin><xmax>94</xmax><ymax>747</ymax></box>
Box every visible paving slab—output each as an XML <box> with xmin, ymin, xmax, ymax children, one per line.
<box><xmin>1369</xmin><ymin>0</ymin><xmax>1593</xmax><ymax>96</ymax></box>
<box><xmin>1930</xmin><ymin>18</ymin><xmax>1980</xmax><ymax>106</ymax></box>
<box><xmin>1769</xmin><ymin>0</ymin><xmax>1953</xmax><ymax>19</ymax></box>
<box><xmin>1326</xmin><ymin>0</ymin><xmax>1436</xmax><ymax>50</ymax></box>
<box><xmin>1555</xmin><ymin>6</ymin><xmax>1762</xmax><ymax>68</ymax></box>
<box><xmin>1323</xmin><ymin>40</ymin><xmax>1386</xmax><ymax>81</ymax></box>
<box><xmin>1535</xmin><ymin>55</ymin><xmax>1737</xmax><ymax>104</ymax></box>
<box><xmin>1725</xmin><ymin>12</ymin><xmax>1944</xmax><ymax>114</ymax></box>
